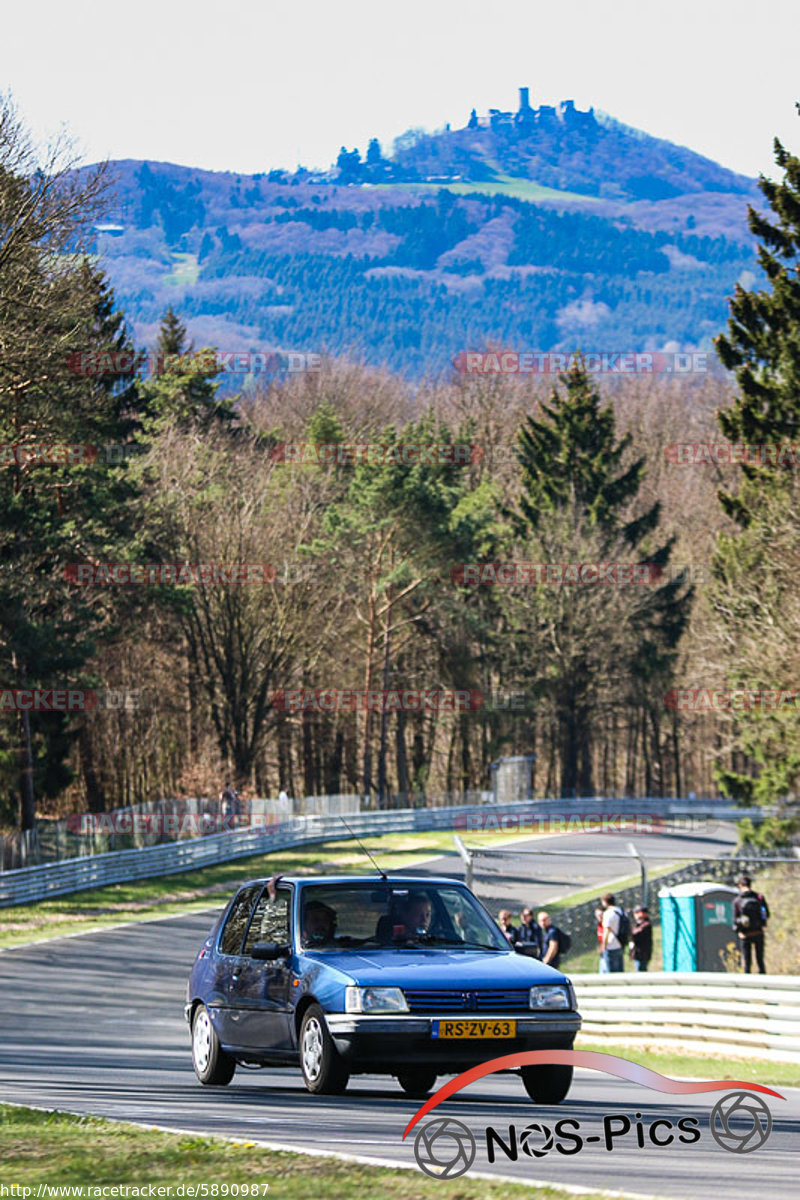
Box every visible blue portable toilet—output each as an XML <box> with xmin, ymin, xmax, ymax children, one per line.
<box><xmin>659</xmin><ymin>882</ymin><xmax>739</xmax><ymax>972</ymax></box>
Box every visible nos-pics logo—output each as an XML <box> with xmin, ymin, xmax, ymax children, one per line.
<box><xmin>405</xmin><ymin>1051</ymin><xmax>781</xmax><ymax>1180</ymax></box>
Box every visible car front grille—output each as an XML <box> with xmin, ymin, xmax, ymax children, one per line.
<box><xmin>403</xmin><ymin>988</ymin><xmax>530</xmax><ymax>1012</ymax></box>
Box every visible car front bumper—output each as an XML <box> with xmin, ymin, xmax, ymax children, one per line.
<box><xmin>324</xmin><ymin>1010</ymin><xmax>581</xmax><ymax>1070</ymax></box>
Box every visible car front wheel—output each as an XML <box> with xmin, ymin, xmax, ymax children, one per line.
<box><xmin>192</xmin><ymin>1004</ymin><xmax>236</xmax><ymax>1085</ymax></box>
<box><xmin>299</xmin><ymin>1004</ymin><xmax>350</xmax><ymax>1095</ymax></box>
<box><xmin>396</xmin><ymin>1068</ymin><xmax>438</xmax><ymax>1098</ymax></box>
<box><xmin>521</xmin><ymin>1063</ymin><xmax>573</xmax><ymax>1104</ymax></box>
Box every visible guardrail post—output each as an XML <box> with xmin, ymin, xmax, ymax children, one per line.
<box><xmin>453</xmin><ymin>834</ymin><xmax>474</xmax><ymax>890</ymax></box>
<box><xmin>627</xmin><ymin>840</ymin><xmax>647</xmax><ymax>906</ymax></box>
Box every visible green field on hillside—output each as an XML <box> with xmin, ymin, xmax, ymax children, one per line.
<box><xmin>376</xmin><ymin>172</ymin><xmax>599</xmax><ymax>204</ymax></box>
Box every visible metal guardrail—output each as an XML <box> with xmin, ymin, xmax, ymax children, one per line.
<box><xmin>0</xmin><ymin>795</ymin><xmax>781</xmax><ymax>910</ymax></box>
<box><xmin>0</xmin><ymin>800</ymin><xmax>501</xmax><ymax>908</ymax></box>
<box><xmin>0</xmin><ymin>790</ymin><xmax>491</xmax><ymax>870</ymax></box>
<box><xmin>571</xmin><ymin>973</ymin><xmax>800</xmax><ymax>1063</ymax></box>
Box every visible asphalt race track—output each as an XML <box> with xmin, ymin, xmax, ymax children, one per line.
<box><xmin>404</xmin><ymin>823</ymin><xmax>743</xmax><ymax>915</ymax></box>
<box><xmin>1</xmin><ymin>827</ymin><xmax>797</xmax><ymax>1200</ymax></box>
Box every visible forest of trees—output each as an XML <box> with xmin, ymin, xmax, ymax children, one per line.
<box><xmin>120</xmin><ymin>184</ymin><xmax>756</xmax><ymax>379</ymax></box>
<box><xmin>1</xmin><ymin>96</ymin><xmax>799</xmax><ymax>840</ymax></box>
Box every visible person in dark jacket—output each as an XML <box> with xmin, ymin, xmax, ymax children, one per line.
<box><xmin>733</xmin><ymin>875</ymin><xmax>769</xmax><ymax>974</ymax></box>
<box><xmin>629</xmin><ymin>905</ymin><xmax>653</xmax><ymax>971</ymax></box>
<box><xmin>514</xmin><ymin>906</ymin><xmax>543</xmax><ymax>957</ymax></box>
<box><xmin>537</xmin><ymin>911</ymin><xmax>563</xmax><ymax>969</ymax></box>
<box><xmin>498</xmin><ymin>909</ymin><xmax>518</xmax><ymax>945</ymax></box>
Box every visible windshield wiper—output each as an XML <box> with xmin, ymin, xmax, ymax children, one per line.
<box><xmin>401</xmin><ymin>934</ymin><xmax>504</xmax><ymax>951</ymax></box>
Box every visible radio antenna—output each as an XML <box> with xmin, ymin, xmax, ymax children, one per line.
<box><xmin>340</xmin><ymin>816</ymin><xmax>388</xmax><ymax>880</ymax></box>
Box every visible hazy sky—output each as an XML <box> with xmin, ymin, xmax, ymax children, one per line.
<box><xmin>1</xmin><ymin>0</ymin><xmax>797</xmax><ymax>179</ymax></box>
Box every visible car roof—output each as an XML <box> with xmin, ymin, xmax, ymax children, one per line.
<box><xmin>237</xmin><ymin>874</ymin><xmax>465</xmax><ymax>888</ymax></box>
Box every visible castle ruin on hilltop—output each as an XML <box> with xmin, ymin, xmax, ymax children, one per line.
<box><xmin>466</xmin><ymin>87</ymin><xmax>596</xmax><ymax>132</ymax></box>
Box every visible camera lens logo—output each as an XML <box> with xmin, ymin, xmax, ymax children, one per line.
<box><xmin>413</xmin><ymin>1117</ymin><xmax>476</xmax><ymax>1179</ymax></box>
<box><xmin>710</xmin><ymin>1091</ymin><xmax>772</xmax><ymax>1153</ymax></box>
<box><xmin>519</xmin><ymin>1121</ymin><xmax>554</xmax><ymax>1157</ymax></box>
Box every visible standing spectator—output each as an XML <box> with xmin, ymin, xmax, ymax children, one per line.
<box><xmin>515</xmin><ymin>906</ymin><xmax>544</xmax><ymax>957</ymax></box>
<box><xmin>595</xmin><ymin>905</ymin><xmax>609</xmax><ymax>973</ymax></box>
<box><xmin>600</xmin><ymin>892</ymin><xmax>625</xmax><ymax>973</ymax></box>
<box><xmin>733</xmin><ymin>874</ymin><xmax>769</xmax><ymax>974</ymax></box>
<box><xmin>630</xmin><ymin>905</ymin><xmax>653</xmax><ymax>971</ymax></box>
<box><xmin>537</xmin><ymin>911</ymin><xmax>564</xmax><ymax>969</ymax></box>
<box><xmin>220</xmin><ymin>782</ymin><xmax>239</xmax><ymax>827</ymax></box>
<box><xmin>497</xmin><ymin>909</ymin><xmax>518</xmax><ymax>945</ymax></box>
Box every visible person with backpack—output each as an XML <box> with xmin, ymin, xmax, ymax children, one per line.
<box><xmin>733</xmin><ymin>874</ymin><xmax>769</xmax><ymax>974</ymax></box>
<box><xmin>600</xmin><ymin>892</ymin><xmax>629</xmax><ymax>972</ymax></box>
<box><xmin>514</xmin><ymin>906</ymin><xmax>544</xmax><ymax>958</ymax></box>
<box><xmin>537</xmin><ymin>911</ymin><xmax>571</xmax><ymax>968</ymax></box>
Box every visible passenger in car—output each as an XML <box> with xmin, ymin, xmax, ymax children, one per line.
<box><xmin>302</xmin><ymin>900</ymin><xmax>337</xmax><ymax>947</ymax></box>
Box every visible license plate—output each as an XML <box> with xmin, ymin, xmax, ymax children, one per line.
<box><xmin>432</xmin><ymin>1019</ymin><xmax>516</xmax><ymax>1039</ymax></box>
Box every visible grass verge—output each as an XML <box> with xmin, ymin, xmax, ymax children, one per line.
<box><xmin>0</xmin><ymin>826</ymin><xmax>554</xmax><ymax>950</ymax></box>
<box><xmin>574</xmin><ymin>1040</ymin><xmax>800</xmax><ymax>1088</ymax></box>
<box><xmin>0</xmin><ymin>1104</ymin><xmax>613</xmax><ymax>1199</ymax></box>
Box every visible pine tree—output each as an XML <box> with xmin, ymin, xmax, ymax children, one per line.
<box><xmin>139</xmin><ymin>309</ymin><xmax>235</xmax><ymax>434</ymax></box>
<box><xmin>715</xmin><ymin>107</ymin><xmax>800</xmax><ymax>526</ymax></box>
<box><xmin>156</xmin><ymin>305</ymin><xmax>189</xmax><ymax>359</ymax></box>
<box><xmin>709</xmin><ymin>111</ymin><xmax>800</xmax><ymax>820</ymax></box>
<box><xmin>0</xmin><ymin>258</ymin><xmax>142</xmax><ymax>831</ymax></box>
<box><xmin>512</xmin><ymin>362</ymin><xmax>658</xmax><ymax>544</ymax></box>
<box><xmin>366</xmin><ymin>138</ymin><xmax>383</xmax><ymax>167</ymax></box>
<box><xmin>509</xmin><ymin>363</ymin><xmax>691</xmax><ymax>797</ymax></box>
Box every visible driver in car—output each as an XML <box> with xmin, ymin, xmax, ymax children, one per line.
<box><xmin>302</xmin><ymin>900</ymin><xmax>337</xmax><ymax>947</ymax></box>
<box><xmin>395</xmin><ymin>891</ymin><xmax>432</xmax><ymax>938</ymax></box>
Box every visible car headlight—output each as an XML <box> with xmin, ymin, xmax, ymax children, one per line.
<box><xmin>529</xmin><ymin>985</ymin><xmax>571</xmax><ymax>1010</ymax></box>
<box><xmin>345</xmin><ymin>986</ymin><xmax>409</xmax><ymax>1014</ymax></box>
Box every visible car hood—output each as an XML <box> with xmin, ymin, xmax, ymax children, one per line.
<box><xmin>305</xmin><ymin>947</ymin><xmax>568</xmax><ymax>987</ymax></box>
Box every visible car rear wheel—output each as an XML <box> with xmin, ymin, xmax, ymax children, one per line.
<box><xmin>192</xmin><ymin>1004</ymin><xmax>236</xmax><ymax>1085</ymax></box>
<box><xmin>396</xmin><ymin>1068</ymin><xmax>438</xmax><ymax>1098</ymax></box>
<box><xmin>299</xmin><ymin>1004</ymin><xmax>350</xmax><ymax>1095</ymax></box>
<box><xmin>521</xmin><ymin>1063</ymin><xmax>573</xmax><ymax>1104</ymax></box>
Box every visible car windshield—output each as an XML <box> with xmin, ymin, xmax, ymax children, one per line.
<box><xmin>298</xmin><ymin>882</ymin><xmax>509</xmax><ymax>951</ymax></box>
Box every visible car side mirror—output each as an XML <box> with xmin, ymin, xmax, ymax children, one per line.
<box><xmin>250</xmin><ymin>941</ymin><xmax>290</xmax><ymax>960</ymax></box>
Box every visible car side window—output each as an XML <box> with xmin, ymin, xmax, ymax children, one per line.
<box><xmin>243</xmin><ymin>886</ymin><xmax>291</xmax><ymax>955</ymax></box>
<box><xmin>219</xmin><ymin>884</ymin><xmax>262</xmax><ymax>955</ymax></box>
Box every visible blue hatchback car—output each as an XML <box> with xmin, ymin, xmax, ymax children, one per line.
<box><xmin>186</xmin><ymin>874</ymin><xmax>581</xmax><ymax>1102</ymax></box>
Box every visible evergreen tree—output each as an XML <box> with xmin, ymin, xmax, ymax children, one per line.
<box><xmin>138</xmin><ymin>309</ymin><xmax>236</xmax><ymax>435</ymax></box>
<box><xmin>715</xmin><ymin>107</ymin><xmax>800</xmax><ymax>526</ymax></box>
<box><xmin>156</xmin><ymin>305</ymin><xmax>189</xmax><ymax>359</ymax></box>
<box><xmin>509</xmin><ymin>364</ymin><xmax>691</xmax><ymax>797</ymax></box>
<box><xmin>710</xmin><ymin>112</ymin><xmax>800</xmax><ymax>821</ymax></box>
<box><xmin>366</xmin><ymin>138</ymin><xmax>383</xmax><ymax>167</ymax></box>
<box><xmin>0</xmin><ymin>256</ymin><xmax>142</xmax><ymax>830</ymax></box>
